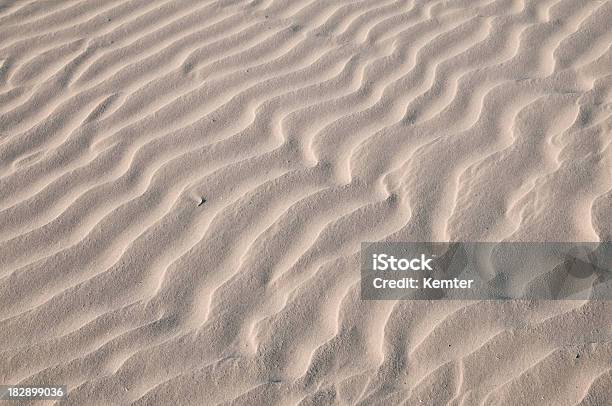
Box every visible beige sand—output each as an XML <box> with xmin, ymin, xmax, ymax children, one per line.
<box><xmin>1</xmin><ymin>0</ymin><xmax>611</xmax><ymax>404</ymax></box>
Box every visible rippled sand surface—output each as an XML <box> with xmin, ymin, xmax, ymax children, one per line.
<box><xmin>1</xmin><ymin>0</ymin><xmax>611</xmax><ymax>404</ymax></box>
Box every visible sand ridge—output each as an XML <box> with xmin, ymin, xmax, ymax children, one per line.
<box><xmin>0</xmin><ymin>0</ymin><xmax>611</xmax><ymax>404</ymax></box>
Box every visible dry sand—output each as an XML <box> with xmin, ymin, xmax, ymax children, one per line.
<box><xmin>1</xmin><ymin>0</ymin><xmax>611</xmax><ymax>404</ymax></box>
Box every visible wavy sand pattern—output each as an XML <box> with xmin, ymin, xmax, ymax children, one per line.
<box><xmin>1</xmin><ymin>0</ymin><xmax>612</xmax><ymax>404</ymax></box>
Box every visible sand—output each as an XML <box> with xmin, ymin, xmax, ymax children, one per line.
<box><xmin>0</xmin><ymin>0</ymin><xmax>611</xmax><ymax>404</ymax></box>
